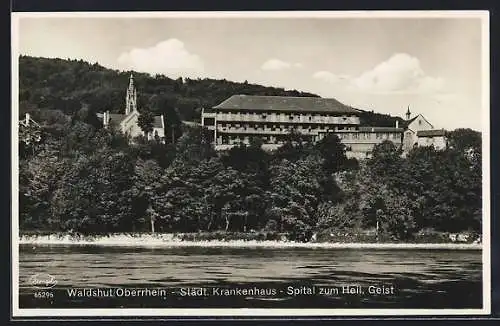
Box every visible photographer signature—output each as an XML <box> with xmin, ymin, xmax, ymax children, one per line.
<box><xmin>29</xmin><ymin>273</ymin><xmax>57</xmax><ymax>289</ymax></box>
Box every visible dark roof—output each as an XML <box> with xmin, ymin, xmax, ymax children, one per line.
<box><xmin>98</xmin><ymin>112</ymin><xmax>164</xmax><ymax>128</ymax></box>
<box><xmin>213</xmin><ymin>95</ymin><xmax>360</xmax><ymax>114</ymax></box>
<box><xmin>417</xmin><ymin>129</ymin><xmax>447</xmax><ymax>137</ymax></box>
<box><xmin>401</xmin><ymin>116</ymin><xmax>418</xmax><ymax>128</ymax></box>
<box><xmin>182</xmin><ymin>120</ymin><xmax>201</xmax><ymax>127</ymax></box>
<box><xmin>404</xmin><ymin>114</ymin><xmax>434</xmax><ymax>130</ymax></box>
<box><xmin>359</xmin><ymin>126</ymin><xmax>404</xmax><ymax>132</ymax></box>
<box><xmin>108</xmin><ymin>113</ymin><xmax>126</xmax><ymax>124</ymax></box>
<box><xmin>153</xmin><ymin>116</ymin><xmax>163</xmax><ymax>128</ymax></box>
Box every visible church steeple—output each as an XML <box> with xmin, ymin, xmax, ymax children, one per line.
<box><xmin>125</xmin><ymin>73</ymin><xmax>137</xmax><ymax>115</ymax></box>
<box><xmin>405</xmin><ymin>105</ymin><xmax>412</xmax><ymax>120</ymax></box>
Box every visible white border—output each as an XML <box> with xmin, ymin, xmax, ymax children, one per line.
<box><xmin>11</xmin><ymin>10</ymin><xmax>491</xmax><ymax>318</ymax></box>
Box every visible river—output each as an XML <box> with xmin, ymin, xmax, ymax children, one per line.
<box><xmin>18</xmin><ymin>245</ymin><xmax>482</xmax><ymax>309</ymax></box>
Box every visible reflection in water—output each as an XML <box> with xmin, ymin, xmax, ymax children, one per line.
<box><xmin>18</xmin><ymin>245</ymin><xmax>482</xmax><ymax>309</ymax></box>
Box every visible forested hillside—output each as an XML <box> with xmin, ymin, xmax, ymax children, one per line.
<box><xmin>19</xmin><ymin>56</ymin><xmax>319</xmax><ymax>123</ymax></box>
<box><xmin>18</xmin><ymin>55</ymin><xmax>402</xmax><ymax>127</ymax></box>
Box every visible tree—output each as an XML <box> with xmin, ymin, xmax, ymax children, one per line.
<box><xmin>203</xmin><ymin>166</ymin><xmax>258</xmax><ymax>232</ymax></box>
<box><xmin>446</xmin><ymin>128</ymin><xmax>481</xmax><ymax>154</ymax></box>
<box><xmin>132</xmin><ymin>159</ymin><xmax>164</xmax><ymax>232</ymax></box>
<box><xmin>378</xmin><ymin>190</ymin><xmax>418</xmax><ymax>240</ymax></box>
<box><xmin>447</xmin><ymin>128</ymin><xmax>482</xmax><ymax>169</ymax></box>
<box><xmin>19</xmin><ymin>120</ymin><xmax>42</xmax><ymax>159</ymax></box>
<box><xmin>172</xmin><ymin>126</ymin><xmax>216</xmax><ymax>168</ymax></box>
<box><xmin>367</xmin><ymin>140</ymin><xmax>406</xmax><ymax>189</ymax></box>
<box><xmin>19</xmin><ymin>152</ymin><xmax>69</xmax><ymax>230</ymax></box>
<box><xmin>267</xmin><ymin>155</ymin><xmax>327</xmax><ymax>240</ymax></box>
<box><xmin>137</xmin><ymin>110</ymin><xmax>155</xmax><ymax>136</ymax></box>
<box><xmin>155</xmin><ymin>157</ymin><xmax>224</xmax><ymax>232</ymax></box>
<box><xmin>72</xmin><ymin>106</ymin><xmax>101</xmax><ymax>129</ymax></box>
<box><xmin>51</xmin><ymin>149</ymin><xmax>136</xmax><ymax>234</ymax></box>
<box><xmin>222</xmin><ymin>139</ymin><xmax>270</xmax><ymax>185</ymax></box>
<box><xmin>315</xmin><ymin>134</ymin><xmax>347</xmax><ymax>174</ymax></box>
<box><xmin>403</xmin><ymin>145</ymin><xmax>481</xmax><ymax>233</ymax></box>
<box><xmin>274</xmin><ymin>129</ymin><xmax>312</xmax><ymax>162</ymax></box>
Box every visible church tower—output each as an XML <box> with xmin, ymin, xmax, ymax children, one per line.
<box><xmin>125</xmin><ymin>73</ymin><xmax>137</xmax><ymax>115</ymax></box>
<box><xmin>405</xmin><ymin>105</ymin><xmax>412</xmax><ymax>120</ymax></box>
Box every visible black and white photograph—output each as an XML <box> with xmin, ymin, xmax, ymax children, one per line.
<box><xmin>11</xmin><ymin>11</ymin><xmax>490</xmax><ymax>317</ymax></box>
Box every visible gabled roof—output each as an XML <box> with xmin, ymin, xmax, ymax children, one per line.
<box><xmin>153</xmin><ymin>116</ymin><xmax>163</xmax><ymax>128</ymax></box>
<box><xmin>108</xmin><ymin>113</ymin><xmax>126</xmax><ymax>124</ymax></box>
<box><xmin>213</xmin><ymin>95</ymin><xmax>361</xmax><ymax>114</ymax></box>
<box><xmin>98</xmin><ymin>112</ymin><xmax>164</xmax><ymax>129</ymax></box>
<box><xmin>404</xmin><ymin>114</ymin><xmax>434</xmax><ymax>130</ymax></box>
<box><xmin>417</xmin><ymin>129</ymin><xmax>447</xmax><ymax>137</ymax></box>
<box><xmin>403</xmin><ymin>116</ymin><xmax>419</xmax><ymax>128</ymax></box>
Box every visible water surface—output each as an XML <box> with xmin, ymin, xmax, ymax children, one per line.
<box><xmin>18</xmin><ymin>245</ymin><xmax>482</xmax><ymax>309</ymax></box>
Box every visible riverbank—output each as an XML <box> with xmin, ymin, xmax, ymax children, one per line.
<box><xmin>18</xmin><ymin>233</ymin><xmax>482</xmax><ymax>250</ymax></box>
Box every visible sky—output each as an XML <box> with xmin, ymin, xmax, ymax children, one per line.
<box><xmin>14</xmin><ymin>12</ymin><xmax>488</xmax><ymax>131</ymax></box>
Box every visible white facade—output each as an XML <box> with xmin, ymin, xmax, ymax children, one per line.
<box><xmin>402</xmin><ymin>113</ymin><xmax>434</xmax><ymax>152</ymax></box>
<box><xmin>100</xmin><ymin>74</ymin><xmax>165</xmax><ymax>142</ymax></box>
<box><xmin>202</xmin><ymin>95</ymin><xmax>403</xmax><ymax>157</ymax></box>
<box><xmin>402</xmin><ymin>110</ymin><xmax>447</xmax><ymax>153</ymax></box>
<box><xmin>417</xmin><ymin>135</ymin><xmax>447</xmax><ymax>149</ymax></box>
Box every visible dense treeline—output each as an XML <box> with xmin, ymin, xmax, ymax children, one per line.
<box><xmin>19</xmin><ymin>108</ymin><xmax>482</xmax><ymax>241</ymax></box>
<box><xmin>19</xmin><ymin>56</ymin><xmax>402</xmax><ymax>129</ymax></box>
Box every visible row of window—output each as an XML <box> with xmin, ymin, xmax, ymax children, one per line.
<box><xmin>217</xmin><ymin>134</ymin><xmax>315</xmax><ymax>145</ymax></box>
<box><xmin>216</xmin><ymin>127</ymin><xmax>401</xmax><ymax>140</ymax></box>
<box><xmin>215</xmin><ymin>132</ymin><xmax>401</xmax><ymax>145</ymax></box>
<box><xmin>213</xmin><ymin>112</ymin><xmax>359</xmax><ymax>123</ymax></box>
<box><xmin>219</xmin><ymin>124</ymin><xmax>357</xmax><ymax>132</ymax></box>
<box><xmin>214</xmin><ymin>111</ymin><xmax>358</xmax><ymax>119</ymax></box>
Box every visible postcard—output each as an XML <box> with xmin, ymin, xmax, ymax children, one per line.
<box><xmin>11</xmin><ymin>10</ymin><xmax>490</xmax><ymax>318</ymax></box>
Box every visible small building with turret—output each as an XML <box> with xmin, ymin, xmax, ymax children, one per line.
<box><xmin>402</xmin><ymin>106</ymin><xmax>447</xmax><ymax>153</ymax></box>
<box><xmin>98</xmin><ymin>74</ymin><xmax>165</xmax><ymax>142</ymax></box>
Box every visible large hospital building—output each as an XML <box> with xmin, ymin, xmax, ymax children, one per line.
<box><xmin>201</xmin><ymin>95</ymin><xmax>445</xmax><ymax>158</ymax></box>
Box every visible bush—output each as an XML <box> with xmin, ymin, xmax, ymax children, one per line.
<box><xmin>175</xmin><ymin>231</ymin><xmax>287</xmax><ymax>242</ymax></box>
<box><xmin>263</xmin><ymin>219</ymin><xmax>278</xmax><ymax>232</ymax></box>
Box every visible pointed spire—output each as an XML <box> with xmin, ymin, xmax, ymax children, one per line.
<box><xmin>128</xmin><ymin>73</ymin><xmax>134</xmax><ymax>89</ymax></box>
<box><xmin>125</xmin><ymin>72</ymin><xmax>137</xmax><ymax>115</ymax></box>
<box><xmin>405</xmin><ymin>105</ymin><xmax>411</xmax><ymax>120</ymax></box>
